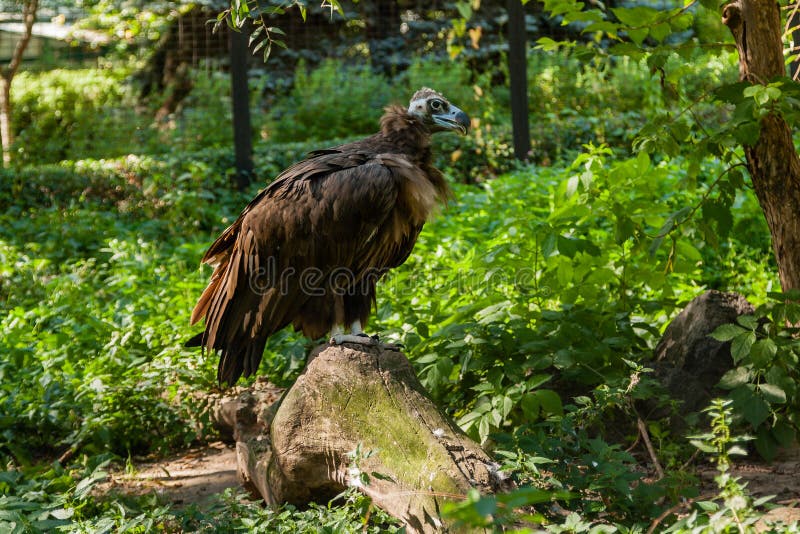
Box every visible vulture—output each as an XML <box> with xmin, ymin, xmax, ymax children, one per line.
<box><xmin>189</xmin><ymin>88</ymin><xmax>470</xmax><ymax>385</ymax></box>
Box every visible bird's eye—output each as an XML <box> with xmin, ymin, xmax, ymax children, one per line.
<box><xmin>430</xmin><ymin>100</ymin><xmax>443</xmax><ymax>111</ymax></box>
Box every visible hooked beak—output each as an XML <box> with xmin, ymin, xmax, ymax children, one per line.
<box><xmin>432</xmin><ymin>105</ymin><xmax>470</xmax><ymax>135</ymax></box>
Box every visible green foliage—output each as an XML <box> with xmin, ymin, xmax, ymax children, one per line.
<box><xmin>444</xmin><ymin>366</ymin><xmax>684</xmax><ymax>531</ymax></box>
<box><xmin>373</xmin><ymin>142</ymin><xmax>773</xmax><ymax>445</ymax></box>
<box><xmin>0</xmin><ymin>455</ymin><xmax>112</xmax><ymax>533</ymax></box>
<box><xmin>3</xmin><ymin>3</ymin><xmax>797</xmax><ymax>529</ymax></box>
<box><xmin>0</xmin><ymin>219</ymin><xmax>215</xmax><ymax>461</ymax></box>
<box><xmin>0</xmin><ymin>457</ymin><xmax>400</xmax><ymax>533</ymax></box>
<box><xmin>674</xmin><ymin>400</ymin><xmax>771</xmax><ymax>533</ymax></box>
<box><xmin>268</xmin><ymin>59</ymin><xmax>401</xmax><ymax>142</ymax></box>
<box><xmin>710</xmin><ymin>292</ymin><xmax>800</xmax><ymax>461</ymax></box>
<box><xmin>12</xmin><ymin>69</ymin><xmax>146</xmax><ymax>165</ymax></box>
<box><xmin>526</xmin><ymin>52</ymin><xmax>662</xmax><ymax>163</ymax></box>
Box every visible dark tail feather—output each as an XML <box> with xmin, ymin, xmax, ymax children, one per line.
<box><xmin>184</xmin><ymin>332</ymin><xmax>205</xmax><ymax>348</ymax></box>
<box><xmin>216</xmin><ymin>335</ymin><xmax>268</xmax><ymax>387</ymax></box>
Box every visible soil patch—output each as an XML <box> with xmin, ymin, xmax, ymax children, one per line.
<box><xmin>696</xmin><ymin>449</ymin><xmax>800</xmax><ymax>531</ymax></box>
<box><xmin>98</xmin><ymin>441</ymin><xmax>239</xmax><ymax>509</ymax></box>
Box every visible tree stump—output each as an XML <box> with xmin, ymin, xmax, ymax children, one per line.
<box><xmin>218</xmin><ymin>343</ymin><xmax>509</xmax><ymax>533</ymax></box>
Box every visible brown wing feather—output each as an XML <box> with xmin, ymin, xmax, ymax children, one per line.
<box><xmin>192</xmin><ymin>150</ymin><xmax>409</xmax><ymax>385</ymax></box>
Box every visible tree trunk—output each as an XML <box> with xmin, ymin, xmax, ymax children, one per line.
<box><xmin>791</xmin><ymin>2</ymin><xmax>800</xmax><ymax>80</ymax></box>
<box><xmin>214</xmin><ymin>344</ymin><xmax>510</xmax><ymax>533</ymax></box>
<box><xmin>0</xmin><ymin>76</ymin><xmax>12</xmax><ymax>168</ymax></box>
<box><xmin>723</xmin><ymin>1</ymin><xmax>800</xmax><ymax>292</ymax></box>
<box><xmin>0</xmin><ymin>0</ymin><xmax>39</xmax><ymax>167</ymax></box>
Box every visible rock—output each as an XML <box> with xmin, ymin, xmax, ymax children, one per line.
<box><xmin>653</xmin><ymin>290</ymin><xmax>754</xmax><ymax>415</ymax></box>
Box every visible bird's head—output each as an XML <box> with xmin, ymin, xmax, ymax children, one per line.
<box><xmin>407</xmin><ymin>88</ymin><xmax>470</xmax><ymax>135</ymax></box>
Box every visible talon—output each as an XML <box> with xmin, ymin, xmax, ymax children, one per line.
<box><xmin>331</xmin><ymin>333</ymin><xmax>378</xmax><ymax>346</ymax></box>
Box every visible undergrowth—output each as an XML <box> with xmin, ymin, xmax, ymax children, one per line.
<box><xmin>2</xmin><ymin>46</ymin><xmax>796</xmax><ymax>531</ymax></box>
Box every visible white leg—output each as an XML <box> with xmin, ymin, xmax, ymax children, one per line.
<box><xmin>330</xmin><ymin>320</ymin><xmax>376</xmax><ymax>346</ymax></box>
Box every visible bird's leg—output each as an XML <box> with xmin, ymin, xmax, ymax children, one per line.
<box><xmin>330</xmin><ymin>320</ymin><xmax>377</xmax><ymax>346</ymax></box>
<box><xmin>350</xmin><ymin>320</ymin><xmax>374</xmax><ymax>338</ymax></box>
<box><xmin>329</xmin><ymin>320</ymin><xmax>406</xmax><ymax>351</ymax></box>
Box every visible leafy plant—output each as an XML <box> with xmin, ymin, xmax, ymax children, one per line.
<box><xmin>268</xmin><ymin>59</ymin><xmax>400</xmax><ymax>142</ymax></box>
<box><xmin>12</xmin><ymin>68</ymin><xmax>147</xmax><ymax>165</ymax></box>
<box><xmin>710</xmin><ymin>292</ymin><xmax>800</xmax><ymax>460</ymax></box>
<box><xmin>673</xmin><ymin>399</ymin><xmax>769</xmax><ymax>533</ymax></box>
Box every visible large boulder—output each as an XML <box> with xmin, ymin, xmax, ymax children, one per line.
<box><xmin>653</xmin><ymin>290</ymin><xmax>754</xmax><ymax>415</ymax></box>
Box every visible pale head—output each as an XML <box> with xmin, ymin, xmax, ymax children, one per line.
<box><xmin>407</xmin><ymin>87</ymin><xmax>470</xmax><ymax>135</ymax></box>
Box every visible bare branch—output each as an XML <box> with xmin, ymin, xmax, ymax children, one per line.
<box><xmin>4</xmin><ymin>0</ymin><xmax>39</xmax><ymax>81</ymax></box>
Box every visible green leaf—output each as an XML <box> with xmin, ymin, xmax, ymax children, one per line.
<box><xmin>536</xmin><ymin>37</ymin><xmax>565</xmax><ymax>52</ymax></box>
<box><xmin>478</xmin><ymin>416</ymin><xmax>491</xmax><ymax>442</ymax></box>
<box><xmin>733</xmin><ymin>121</ymin><xmax>761</xmax><ymax>145</ymax></box>
<box><xmin>584</xmin><ymin>21</ymin><xmax>621</xmax><ymax>36</ymax></box>
<box><xmin>730</xmin><ymin>332</ymin><xmax>756</xmax><ymax>364</ymax></box>
<box><xmin>649</xmin><ymin>23</ymin><xmax>671</xmax><ymax>43</ymax></box>
<box><xmin>501</xmin><ymin>395</ymin><xmax>514</xmax><ymax>418</ymax></box>
<box><xmin>627</xmin><ymin>27</ymin><xmax>649</xmax><ymax>46</ymax></box>
<box><xmin>759</xmin><ymin>383</ymin><xmax>786</xmax><ymax>404</ymax></box>
<box><xmin>749</xmin><ymin>338</ymin><xmax>777</xmax><ymax>368</ymax></box>
<box><xmin>614</xmin><ymin>214</ymin><xmax>636</xmax><ymax>244</ymax></box>
<box><xmin>520</xmin><ymin>393</ymin><xmax>540</xmax><ymax>420</ymax></box>
<box><xmin>709</xmin><ymin>323</ymin><xmax>747</xmax><ymax>342</ymax></box>
<box><xmin>730</xmin><ymin>385</ymin><xmax>770</xmax><ymax>428</ymax></box>
<box><xmin>690</xmin><ymin>439</ymin><xmax>716</xmax><ymax>453</ymax></box>
<box><xmin>534</xmin><ymin>389</ymin><xmax>563</xmax><ymax>416</ymax></box>
<box><xmin>417</xmin><ymin>322</ymin><xmax>429</xmax><ymax>338</ymax></box>
<box><xmin>755</xmin><ymin>427</ymin><xmax>777</xmax><ymax>461</ymax></box>
<box><xmin>50</xmin><ymin>508</ymin><xmax>74</xmax><ymax>520</ymax></box>
<box><xmin>611</xmin><ymin>6</ymin><xmax>662</xmax><ymax>26</ymax></box>
<box><xmin>718</xmin><ymin>367</ymin><xmax>752</xmax><ymax>390</ymax></box>
<box><xmin>727</xmin><ymin>445</ymin><xmax>748</xmax><ymax>456</ymax></box>
<box><xmin>736</xmin><ymin>314</ymin><xmax>758</xmax><ymax>330</ymax></box>
<box><xmin>695</xmin><ymin>500</ymin><xmax>718</xmax><ymax>512</ymax></box>
<box><xmin>772</xmin><ymin>421</ymin><xmax>796</xmax><ymax>447</ymax></box>
<box><xmin>455</xmin><ymin>1</ymin><xmax>473</xmax><ymax>20</ymax></box>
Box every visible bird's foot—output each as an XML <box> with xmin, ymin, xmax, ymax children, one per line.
<box><xmin>366</xmin><ymin>333</ymin><xmax>405</xmax><ymax>351</ymax></box>
<box><xmin>329</xmin><ymin>333</ymin><xmax>404</xmax><ymax>352</ymax></box>
<box><xmin>330</xmin><ymin>333</ymin><xmax>378</xmax><ymax>346</ymax></box>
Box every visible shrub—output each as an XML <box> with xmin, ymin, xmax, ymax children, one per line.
<box><xmin>267</xmin><ymin>59</ymin><xmax>400</xmax><ymax>142</ymax></box>
<box><xmin>12</xmin><ymin>69</ymin><xmax>150</xmax><ymax>165</ymax></box>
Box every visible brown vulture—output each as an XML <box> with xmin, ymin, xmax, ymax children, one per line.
<box><xmin>189</xmin><ymin>88</ymin><xmax>470</xmax><ymax>385</ymax></box>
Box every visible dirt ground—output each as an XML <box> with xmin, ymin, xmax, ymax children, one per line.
<box><xmin>99</xmin><ymin>441</ymin><xmax>241</xmax><ymax>509</ymax></box>
<box><xmin>99</xmin><ymin>439</ymin><xmax>800</xmax><ymax>529</ymax></box>
<box><xmin>694</xmin><ymin>448</ymin><xmax>800</xmax><ymax>530</ymax></box>
<box><xmin>698</xmin><ymin>455</ymin><xmax>800</xmax><ymax>505</ymax></box>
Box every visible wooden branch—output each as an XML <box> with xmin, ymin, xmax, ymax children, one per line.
<box><xmin>636</xmin><ymin>416</ymin><xmax>665</xmax><ymax>480</ymax></box>
<box><xmin>4</xmin><ymin>0</ymin><xmax>39</xmax><ymax>81</ymax></box>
